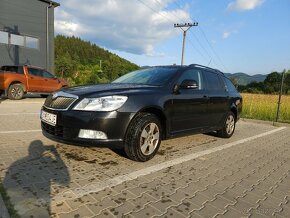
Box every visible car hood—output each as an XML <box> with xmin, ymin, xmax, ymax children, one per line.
<box><xmin>61</xmin><ymin>83</ymin><xmax>161</xmax><ymax>97</ymax></box>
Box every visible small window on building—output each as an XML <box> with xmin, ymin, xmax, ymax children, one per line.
<box><xmin>25</xmin><ymin>36</ymin><xmax>39</xmax><ymax>49</ymax></box>
<box><xmin>0</xmin><ymin>31</ymin><xmax>8</xmax><ymax>44</ymax></box>
<box><xmin>10</xmin><ymin>34</ymin><xmax>24</xmax><ymax>46</ymax></box>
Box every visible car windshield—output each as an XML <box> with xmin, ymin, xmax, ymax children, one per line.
<box><xmin>112</xmin><ymin>67</ymin><xmax>179</xmax><ymax>86</ymax></box>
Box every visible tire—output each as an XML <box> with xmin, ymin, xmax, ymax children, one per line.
<box><xmin>8</xmin><ymin>84</ymin><xmax>24</xmax><ymax>100</ymax></box>
<box><xmin>217</xmin><ymin>111</ymin><xmax>236</xmax><ymax>138</ymax></box>
<box><xmin>40</xmin><ymin>94</ymin><xmax>49</xmax><ymax>98</ymax></box>
<box><xmin>124</xmin><ymin>113</ymin><xmax>162</xmax><ymax>162</ymax></box>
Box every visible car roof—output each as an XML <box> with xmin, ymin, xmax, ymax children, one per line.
<box><xmin>145</xmin><ymin>64</ymin><xmax>224</xmax><ymax>75</ymax></box>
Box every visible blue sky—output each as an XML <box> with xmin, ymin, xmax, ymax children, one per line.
<box><xmin>55</xmin><ymin>0</ymin><xmax>290</xmax><ymax>75</ymax></box>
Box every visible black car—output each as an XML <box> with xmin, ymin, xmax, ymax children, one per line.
<box><xmin>41</xmin><ymin>64</ymin><xmax>242</xmax><ymax>161</ymax></box>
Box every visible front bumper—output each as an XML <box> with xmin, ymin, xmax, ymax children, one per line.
<box><xmin>41</xmin><ymin>107</ymin><xmax>135</xmax><ymax>149</ymax></box>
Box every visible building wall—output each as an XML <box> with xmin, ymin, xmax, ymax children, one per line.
<box><xmin>0</xmin><ymin>0</ymin><xmax>56</xmax><ymax>72</ymax></box>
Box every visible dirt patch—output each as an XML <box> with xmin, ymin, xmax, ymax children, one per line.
<box><xmin>99</xmin><ymin>161</ymin><xmax>119</xmax><ymax>166</ymax></box>
<box><xmin>64</xmin><ymin>152</ymin><xmax>87</xmax><ymax>161</ymax></box>
<box><xmin>84</xmin><ymin>159</ymin><xmax>97</xmax><ymax>164</ymax></box>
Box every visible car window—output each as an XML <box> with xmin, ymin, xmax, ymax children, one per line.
<box><xmin>43</xmin><ymin>71</ymin><xmax>55</xmax><ymax>79</ymax></box>
<box><xmin>224</xmin><ymin>77</ymin><xmax>238</xmax><ymax>93</ymax></box>
<box><xmin>112</xmin><ymin>67</ymin><xmax>179</xmax><ymax>86</ymax></box>
<box><xmin>178</xmin><ymin>69</ymin><xmax>204</xmax><ymax>90</ymax></box>
<box><xmin>28</xmin><ymin>68</ymin><xmax>42</xmax><ymax>77</ymax></box>
<box><xmin>1</xmin><ymin>66</ymin><xmax>23</xmax><ymax>74</ymax></box>
<box><xmin>204</xmin><ymin>71</ymin><xmax>224</xmax><ymax>91</ymax></box>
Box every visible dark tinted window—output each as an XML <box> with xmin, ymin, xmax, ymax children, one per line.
<box><xmin>178</xmin><ymin>69</ymin><xmax>204</xmax><ymax>90</ymax></box>
<box><xmin>43</xmin><ymin>71</ymin><xmax>55</xmax><ymax>79</ymax></box>
<box><xmin>1</xmin><ymin>66</ymin><xmax>24</xmax><ymax>74</ymax></box>
<box><xmin>112</xmin><ymin>67</ymin><xmax>178</xmax><ymax>85</ymax></box>
<box><xmin>224</xmin><ymin>77</ymin><xmax>238</xmax><ymax>92</ymax></box>
<box><xmin>28</xmin><ymin>68</ymin><xmax>43</xmax><ymax>77</ymax></box>
<box><xmin>205</xmin><ymin>71</ymin><xmax>224</xmax><ymax>91</ymax></box>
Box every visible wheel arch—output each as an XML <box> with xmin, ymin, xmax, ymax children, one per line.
<box><xmin>128</xmin><ymin>106</ymin><xmax>167</xmax><ymax>140</ymax></box>
<box><xmin>230</xmin><ymin>104</ymin><xmax>238</xmax><ymax>121</ymax></box>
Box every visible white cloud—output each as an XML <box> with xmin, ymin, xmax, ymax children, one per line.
<box><xmin>227</xmin><ymin>0</ymin><xmax>265</xmax><ymax>11</ymax></box>
<box><xmin>55</xmin><ymin>0</ymin><xmax>191</xmax><ymax>55</ymax></box>
<box><xmin>223</xmin><ymin>31</ymin><xmax>231</xmax><ymax>39</ymax></box>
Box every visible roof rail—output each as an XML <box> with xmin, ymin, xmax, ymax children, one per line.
<box><xmin>189</xmin><ymin>64</ymin><xmax>224</xmax><ymax>74</ymax></box>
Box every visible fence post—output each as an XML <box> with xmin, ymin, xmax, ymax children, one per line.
<box><xmin>275</xmin><ymin>70</ymin><xmax>286</xmax><ymax>122</ymax></box>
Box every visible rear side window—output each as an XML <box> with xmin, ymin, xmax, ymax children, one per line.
<box><xmin>204</xmin><ymin>71</ymin><xmax>224</xmax><ymax>91</ymax></box>
<box><xmin>224</xmin><ymin>77</ymin><xmax>238</xmax><ymax>93</ymax></box>
<box><xmin>1</xmin><ymin>66</ymin><xmax>24</xmax><ymax>74</ymax></box>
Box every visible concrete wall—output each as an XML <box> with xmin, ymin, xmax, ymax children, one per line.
<box><xmin>0</xmin><ymin>0</ymin><xmax>56</xmax><ymax>72</ymax></box>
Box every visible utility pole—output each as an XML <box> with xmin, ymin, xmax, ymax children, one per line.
<box><xmin>275</xmin><ymin>69</ymin><xmax>286</xmax><ymax>122</ymax></box>
<box><xmin>174</xmin><ymin>22</ymin><xmax>198</xmax><ymax>65</ymax></box>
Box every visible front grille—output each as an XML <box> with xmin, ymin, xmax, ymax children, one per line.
<box><xmin>44</xmin><ymin>95</ymin><xmax>76</xmax><ymax>110</ymax></box>
<box><xmin>41</xmin><ymin>122</ymin><xmax>79</xmax><ymax>139</ymax></box>
<box><xmin>42</xmin><ymin>122</ymin><xmax>64</xmax><ymax>137</ymax></box>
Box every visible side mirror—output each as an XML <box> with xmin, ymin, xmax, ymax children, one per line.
<box><xmin>180</xmin><ymin>79</ymin><xmax>199</xmax><ymax>89</ymax></box>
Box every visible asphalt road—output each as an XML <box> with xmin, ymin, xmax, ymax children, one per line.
<box><xmin>0</xmin><ymin>98</ymin><xmax>289</xmax><ymax>218</ymax></box>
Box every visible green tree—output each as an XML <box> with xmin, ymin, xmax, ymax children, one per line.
<box><xmin>54</xmin><ymin>35</ymin><xmax>139</xmax><ymax>86</ymax></box>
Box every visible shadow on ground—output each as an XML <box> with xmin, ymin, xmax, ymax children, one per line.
<box><xmin>0</xmin><ymin>95</ymin><xmax>7</xmax><ymax>104</ymax></box>
<box><xmin>3</xmin><ymin>140</ymin><xmax>70</xmax><ymax>217</ymax></box>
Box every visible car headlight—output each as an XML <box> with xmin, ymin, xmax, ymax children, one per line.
<box><xmin>73</xmin><ymin>96</ymin><xmax>128</xmax><ymax>111</ymax></box>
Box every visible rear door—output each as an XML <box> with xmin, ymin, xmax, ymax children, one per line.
<box><xmin>27</xmin><ymin>68</ymin><xmax>45</xmax><ymax>92</ymax></box>
<box><xmin>169</xmin><ymin>68</ymin><xmax>209</xmax><ymax>132</ymax></box>
<box><xmin>203</xmin><ymin>71</ymin><xmax>228</xmax><ymax>126</ymax></box>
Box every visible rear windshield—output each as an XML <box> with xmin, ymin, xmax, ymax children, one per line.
<box><xmin>112</xmin><ymin>67</ymin><xmax>178</xmax><ymax>86</ymax></box>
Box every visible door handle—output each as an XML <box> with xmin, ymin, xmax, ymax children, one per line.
<box><xmin>44</xmin><ymin>79</ymin><xmax>48</xmax><ymax>81</ymax></box>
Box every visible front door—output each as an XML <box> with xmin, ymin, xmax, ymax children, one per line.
<box><xmin>169</xmin><ymin>69</ymin><xmax>209</xmax><ymax>133</ymax></box>
<box><xmin>42</xmin><ymin>71</ymin><xmax>60</xmax><ymax>92</ymax></box>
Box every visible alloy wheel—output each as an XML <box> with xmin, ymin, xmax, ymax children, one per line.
<box><xmin>140</xmin><ymin>123</ymin><xmax>160</xmax><ymax>155</ymax></box>
<box><xmin>226</xmin><ymin>115</ymin><xmax>235</xmax><ymax>135</ymax></box>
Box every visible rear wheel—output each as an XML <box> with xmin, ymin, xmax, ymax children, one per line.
<box><xmin>8</xmin><ymin>84</ymin><xmax>24</xmax><ymax>100</ymax></box>
<box><xmin>217</xmin><ymin>111</ymin><xmax>236</xmax><ymax>138</ymax></box>
<box><xmin>124</xmin><ymin>113</ymin><xmax>161</xmax><ymax>162</ymax></box>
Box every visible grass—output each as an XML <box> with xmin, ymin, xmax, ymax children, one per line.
<box><xmin>0</xmin><ymin>181</ymin><xmax>19</xmax><ymax>218</ymax></box>
<box><xmin>241</xmin><ymin>93</ymin><xmax>290</xmax><ymax>123</ymax></box>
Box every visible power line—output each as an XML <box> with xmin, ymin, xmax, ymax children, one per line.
<box><xmin>171</xmin><ymin>0</ymin><xmax>229</xmax><ymax>72</ymax></box>
<box><xmin>137</xmin><ymin>0</ymin><xmax>213</xmax><ymax>65</ymax></box>
<box><xmin>135</xmin><ymin>0</ymin><xmax>175</xmax><ymax>23</ymax></box>
<box><xmin>198</xmin><ymin>26</ymin><xmax>229</xmax><ymax>72</ymax></box>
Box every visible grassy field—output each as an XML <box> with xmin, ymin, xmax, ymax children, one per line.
<box><xmin>241</xmin><ymin>93</ymin><xmax>290</xmax><ymax>123</ymax></box>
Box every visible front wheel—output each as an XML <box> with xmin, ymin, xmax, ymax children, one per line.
<box><xmin>8</xmin><ymin>84</ymin><xmax>24</xmax><ymax>100</ymax></box>
<box><xmin>124</xmin><ymin>113</ymin><xmax>162</xmax><ymax>162</ymax></box>
<box><xmin>217</xmin><ymin>111</ymin><xmax>236</xmax><ymax>138</ymax></box>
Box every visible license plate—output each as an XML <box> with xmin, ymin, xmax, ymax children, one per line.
<box><xmin>41</xmin><ymin>110</ymin><xmax>57</xmax><ymax>126</ymax></box>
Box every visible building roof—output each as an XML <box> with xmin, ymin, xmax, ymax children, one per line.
<box><xmin>38</xmin><ymin>0</ymin><xmax>60</xmax><ymax>7</ymax></box>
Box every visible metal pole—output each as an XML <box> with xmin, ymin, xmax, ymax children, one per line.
<box><xmin>174</xmin><ymin>22</ymin><xmax>198</xmax><ymax>66</ymax></box>
<box><xmin>46</xmin><ymin>2</ymin><xmax>52</xmax><ymax>70</ymax></box>
<box><xmin>275</xmin><ymin>70</ymin><xmax>286</xmax><ymax>122</ymax></box>
<box><xmin>181</xmin><ymin>31</ymin><xmax>186</xmax><ymax>65</ymax></box>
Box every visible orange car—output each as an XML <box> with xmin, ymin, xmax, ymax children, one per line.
<box><xmin>0</xmin><ymin>65</ymin><xmax>68</xmax><ymax>100</ymax></box>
